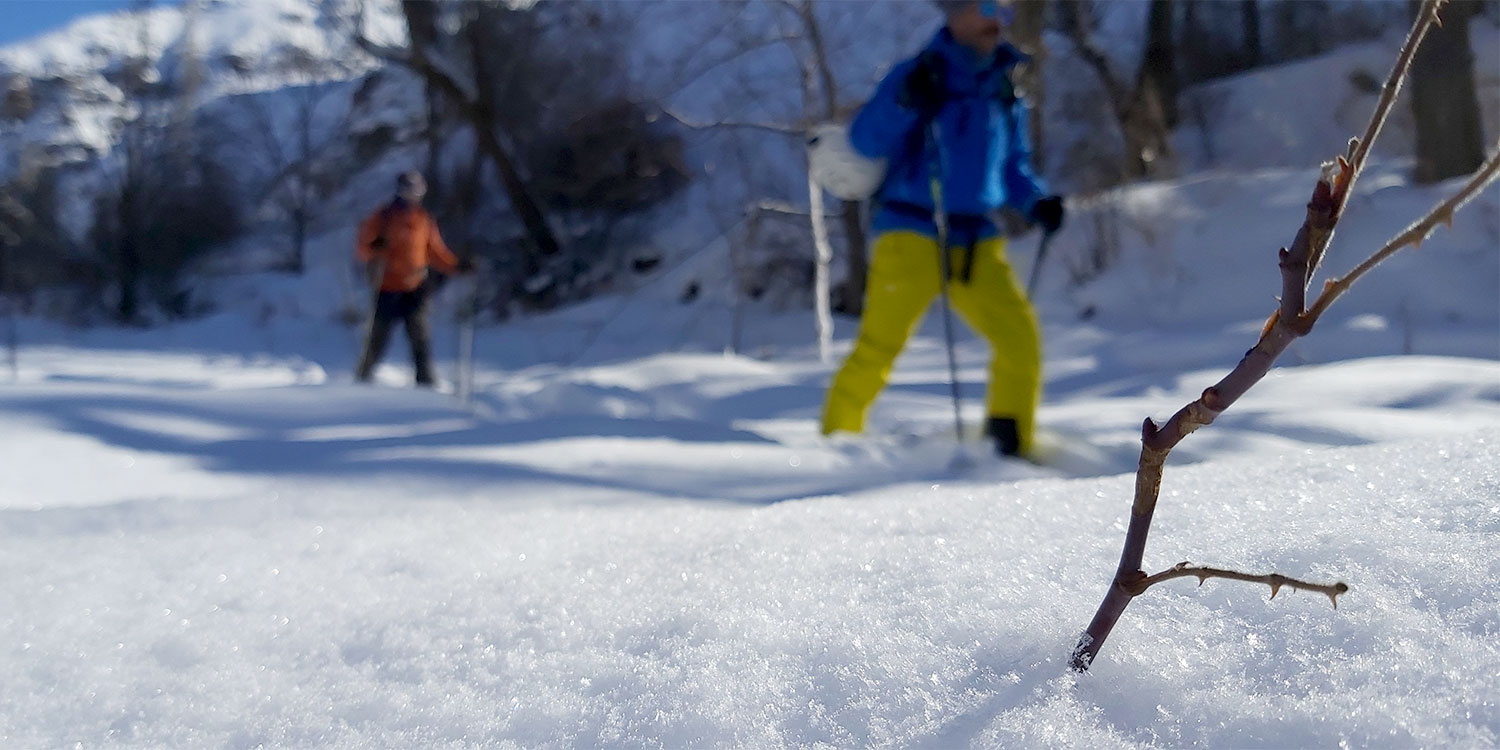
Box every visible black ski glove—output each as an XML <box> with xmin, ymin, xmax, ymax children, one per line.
<box><xmin>1031</xmin><ymin>195</ymin><xmax>1065</xmax><ymax>234</ymax></box>
<box><xmin>898</xmin><ymin>51</ymin><xmax>946</xmax><ymax>121</ymax></box>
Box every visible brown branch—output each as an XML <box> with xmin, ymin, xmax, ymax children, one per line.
<box><xmin>1346</xmin><ymin>0</ymin><xmax>1444</xmax><ymax>185</ymax></box>
<box><xmin>1134</xmin><ymin>562</ymin><xmax>1349</xmax><ymax>609</ymax></box>
<box><xmin>1308</xmin><ymin>0</ymin><xmax>1445</xmax><ymax>277</ymax></box>
<box><xmin>1072</xmin><ymin>177</ymin><xmax>1343</xmax><ymax>674</ymax></box>
<box><xmin>1306</xmin><ymin>142</ymin><xmax>1500</xmax><ymax>322</ymax></box>
<box><xmin>1060</xmin><ymin>5</ymin><xmax>1131</xmax><ymax>121</ymax></box>
<box><xmin>1070</xmin><ymin>0</ymin><xmax>1486</xmax><ymax>674</ymax></box>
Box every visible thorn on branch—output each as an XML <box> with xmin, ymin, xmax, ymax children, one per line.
<box><xmin>1137</xmin><ymin>563</ymin><xmax>1349</xmax><ymax>609</ymax></box>
<box><xmin>1330</xmin><ymin>582</ymin><xmax>1351</xmax><ymax>609</ymax></box>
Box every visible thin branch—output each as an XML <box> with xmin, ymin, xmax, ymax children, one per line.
<box><xmin>1307</xmin><ymin>143</ymin><xmax>1500</xmax><ymax>321</ymax></box>
<box><xmin>1134</xmin><ymin>562</ymin><xmax>1349</xmax><ymax>609</ymax></box>
<box><xmin>1060</xmin><ymin>6</ymin><xmax>1131</xmax><ymax>120</ymax></box>
<box><xmin>658</xmin><ymin>31</ymin><xmax>803</xmax><ymax>99</ymax></box>
<box><xmin>656</xmin><ymin>106</ymin><xmax>805</xmax><ymax>137</ymax></box>
<box><xmin>1309</xmin><ymin>0</ymin><xmax>1445</xmax><ymax>277</ymax></box>
<box><xmin>1346</xmin><ymin>0</ymin><xmax>1444</xmax><ymax>185</ymax></box>
<box><xmin>1070</xmin><ymin>0</ymin><xmax>1474</xmax><ymax>674</ymax></box>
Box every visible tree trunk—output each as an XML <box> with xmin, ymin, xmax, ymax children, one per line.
<box><xmin>1241</xmin><ymin>0</ymin><xmax>1261</xmax><ymax>68</ymax></box>
<box><xmin>809</xmin><ymin>172</ymin><xmax>834</xmax><ymax>363</ymax></box>
<box><xmin>835</xmin><ymin>202</ymin><xmax>867</xmax><ymax>315</ymax></box>
<box><xmin>424</xmin><ymin>79</ymin><xmax>443</xmax><ymax>204</ymax></box>
<box><xmin>116</xmin><ymin>180</ymin><xmax>141</xmax><ymax>323</ymax></box>
<box><xmin>1061</xmin><ymin>0</ymin><xmax>1176</xmax><ymax>180</ymax></box>
<box><xmin>1121</xmin><ymin>0</ymin><xmax>1178</xmax><ymax>178</ymax></box>
<box><xmin>399</xmin><ymin>0</ymin><xmax>562</xmax><ymax>260</ymax></box>
<box><xmin>1409</xmin><ymin>0</ymin><xmax>1485</xmax><ymax>184</ymax></box>
<box><xmin>1140</xmin><ymin>0</ymin><xmax>1179</xmax><ymax>130</ymax></box>
<box><xmin>1010</xmin><ymin>0</ymin><xmax>1050</xmax><ymax>172</ymax></box>
<box><xmin>797</xmin><ymin>0</ymin><xmax>868</xmax><ymax>316</ymax></box>
<box><xmin>118</xmin><ymin>239</ymin><xmax>140</xmax><ymax>323</ymax></box>
<box><xmin>290</xmin><ymin>205</ymin><xmax>307</xmax><ymax>274</ymax></box>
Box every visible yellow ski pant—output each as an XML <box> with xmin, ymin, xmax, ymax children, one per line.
<box><xmin>820</xmin><ymin>230</ymin><xmax>1042</xmax><ymax>453</ymax></box>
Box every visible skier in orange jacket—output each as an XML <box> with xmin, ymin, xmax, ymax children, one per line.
<box><xmin>354</xmin><ymin>170</ymin><xmax>470</xmax><ymax>386</ymax></box>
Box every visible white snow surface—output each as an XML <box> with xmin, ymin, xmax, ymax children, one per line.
<box><xmin>3</xmin><ymin>341</ymin><xmax>1499</xmax><ymax>748</ymax></box>
<box><xmin>3</xmin><ymin>5</ymin><xmax>1500</xmax><ymax>748</ymax></box>
<box><xmin>4</xmin><ymin>165</ymin><xmax>1500</xmax><ymax>747</ymax></box>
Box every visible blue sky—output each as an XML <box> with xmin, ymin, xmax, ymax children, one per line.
<box><xmin>0</xmin><ymin>0</ymin><xmax>142</xmax><ymax>48</ymax></box>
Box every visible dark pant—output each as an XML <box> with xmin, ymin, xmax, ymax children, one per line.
<box><xmin>356</xmin><ymin>289</ymin><xmax>435</xmax><ymax>386</ymax></box>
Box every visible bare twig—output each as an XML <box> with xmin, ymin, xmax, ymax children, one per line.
<box><xmin>655</xmin><ymin>106</ymin><xmax>805</xmax><ymax>137</ymax></box>
<box><xmin>1133</xmin><ymin>562</ymin><xmax>1350</xmax><ymax>608</ymax></box>
<box><xmin>749</xmin><ymin>199</ymin><xmax>838</xmax><ymax>219</ymax></box>
<box><xmin>1070</xmin><ymin>0</ymin><xmax>1491</xmax><ymax>673</ymax></box>
<box><xmin>1308</xmin><ymin>0</ymin><xmax>1445</xmax><ymax>277</ymax></box>
<box><xmin>1308</xmin><ymin>143</ymin><xmax>1500</xmax><ymax>320</ymax></box>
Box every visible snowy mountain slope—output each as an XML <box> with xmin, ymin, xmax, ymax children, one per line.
<box><xmin>0</xmin><ymin>0</ymin><xmax>381</xmax><ymax>166</ymax></box>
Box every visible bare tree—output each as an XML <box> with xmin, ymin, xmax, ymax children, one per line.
<box><xmin>93</xmin><ymin>1</ymin><xmax>242</xmax><ymax>322</ymax></box>
<box><xmin>1009</xmin><ymin>0</ymin><xmax>1051</xmax><ymax>173</ymax></box>
<box><xmin>1241</xmin><ymin>0</ymin><xmax>1262</xmax><ymax>68</ymax></box>
<box><xmin>1071</xmin><ymin>0</ymin><xmax>1500</xmax><ymax>672</ymax></box>
<box><xmin>217</xmin><ymin>77</ymin><xmax>350</xmax><ymax>274</ymax></box>
<box><xmin>654</xmin><ymin>1</ymin><xmax>929</xmax><ymax>320</ymax></box>
<box><xmin>1408</xmin><ymin>0</ymin><xmax>1486</xmax><ymax>183</ymax></box>
<box><xmin>352</xmin><ymin>0</ymin><xmax>563</xmax><ymax>264</ymax></box>
<box><xmin>781</xmin><ymin>0</ymin><xmax>871</xmax><ymax>316</ymax></box>
<box><xmin>0</xmin><ymin>187</ymin><xmax>23</xmax><ymax>378</ymax></box>
<box><xmin>351</xmin><ymin>1</ymin><xmax>685</xmax><ymax>313</ymax></box>
<box><xmin>1060</xmin><ymin>0</ymin><xmax>1179</xmax><ymax>181</ymax></box>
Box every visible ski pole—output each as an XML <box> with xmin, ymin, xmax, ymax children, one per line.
<box><xmin>457</xmin><ymin>260</ymin><xmax>481</xmax><ymax>404</ymax></box>
<box><xmin>927</xmin><ymin>120</ymin><xmax>965</xmax><ymax>444</ymax></box>
<box><xmin>1025</xmin><ymin>227</ymin><xmax>1055</xmax><ymax>297</ymax></box>
<box><xmin>356</xmin><ymin>254</ymin><xmax>387</xmax><ymax>377</ymax></box>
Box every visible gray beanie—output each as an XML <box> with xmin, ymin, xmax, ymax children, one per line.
<box><xmin>395</xmin><ymin>170</ymin><xmax>426</xmax><ymax>195</ymax></box>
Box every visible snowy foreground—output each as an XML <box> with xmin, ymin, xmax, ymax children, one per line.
<box><xmin>3</xmin><ymin>332</ymin><xmax>1499</xmax><ymax>747</ymax></box>
<box><xmin>3</xmin><ymin>155</ymin><xmax>1499</xmax><ymax>749</ymax></box>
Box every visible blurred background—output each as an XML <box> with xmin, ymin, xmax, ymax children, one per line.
<box><xmin>0</xmin><ymin>0</ymin><xmax>1495</xmax><ymax>359</ymax></box>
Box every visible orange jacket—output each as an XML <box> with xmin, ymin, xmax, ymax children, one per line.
<box><xmin>355</xmin><ymin>201</ymin><xmax>459</xmax><ymax>292</ymax></box>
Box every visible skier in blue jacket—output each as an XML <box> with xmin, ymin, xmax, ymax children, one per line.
<box><xmin>820</xmin><ymin>0</ymin><xmax>1065</xmax><ymax>457</ymax></box>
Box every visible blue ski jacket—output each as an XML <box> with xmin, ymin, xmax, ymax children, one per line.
<box><xmin>850</xmin><ymin>28</ymin><xmax>1047</xmax><ymax>242</ymax></box>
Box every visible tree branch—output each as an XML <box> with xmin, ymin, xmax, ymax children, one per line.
<box><xmin>1307</xmin><ymin>142</ymin><xmax>1500</xmax><ymax>321</ymax></box>
<box><xmin>656</xmin><ymin>106</ymin><xmax>805</xmax><ymax>137</ymax></box>
<box><xmin>1132</xmin><ymin>562</ymin><xmax>1349</xmax><ymax>608</ymax></box>
<box><xmin>1070</xmin><ymin>0</ymin><xmax>1491</xmax><ymax>673</ymax></box>
<box><xmin>1309</xmin><ymin>0</ymin><xmax>1445</xmax><ymax>278</ymax></box>
<box><xmin>1060</xmin><ymin>3</ymin><xmax>1131</xmax><ymax>120</ymax></box>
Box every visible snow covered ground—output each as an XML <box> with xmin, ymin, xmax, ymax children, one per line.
<box><xmin>4</xmin><ymin>160</ymin><xmax>1499</xmax><ymax>747</ymax></box>
<box><xmin>3</xmin><ymin>4</ymin><xmax>1499</xmax><ymax>745</ymax></box>
<box><xmin>3</xmin><ymin>341</ymin><xmax>1499</xmax><ymax>747</ymax></box>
